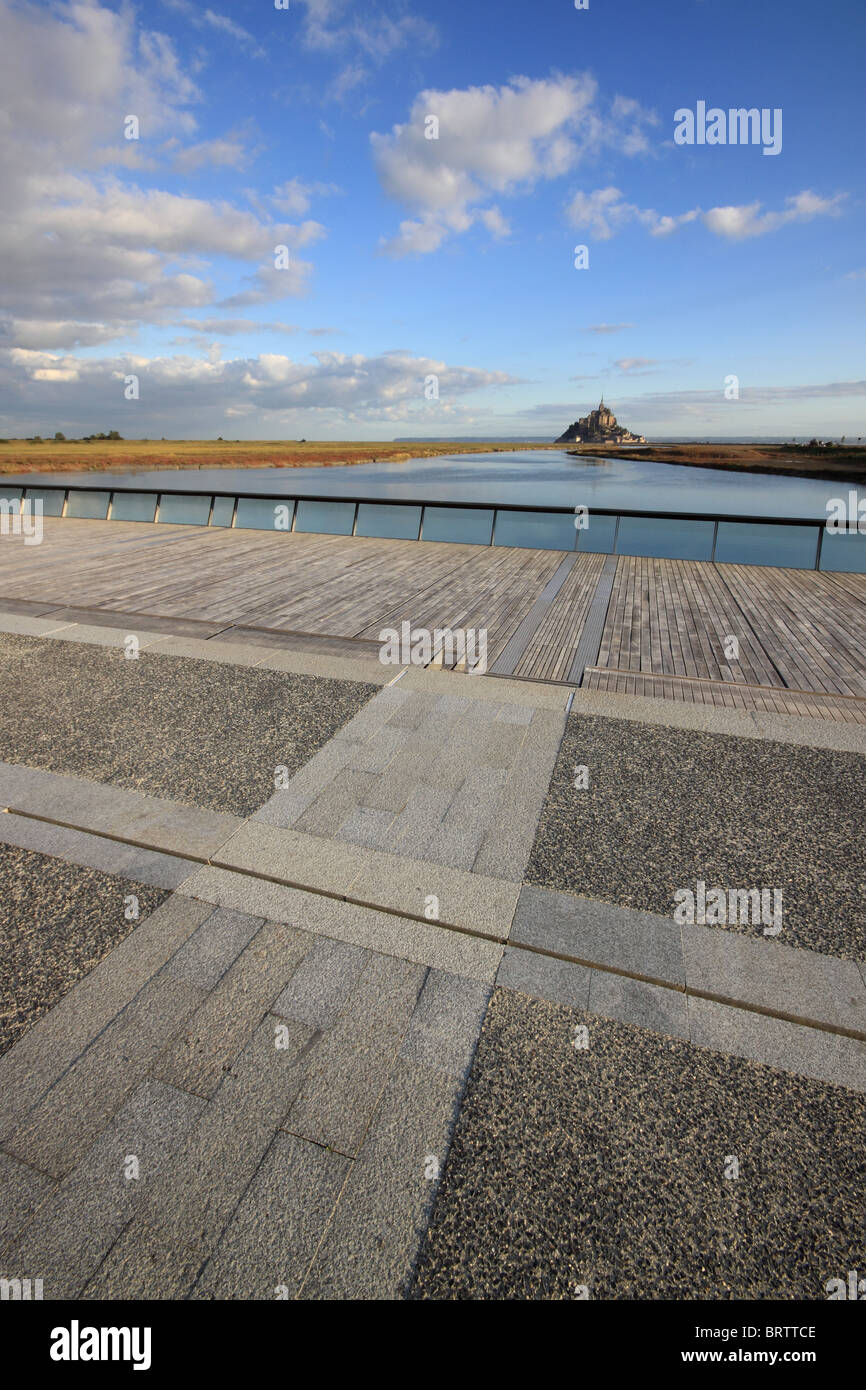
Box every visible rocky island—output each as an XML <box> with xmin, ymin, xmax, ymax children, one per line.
<box><xmin>555</xmin><ymin>398</ymin><xmax>646</xmax><ymax>445</ymax></box>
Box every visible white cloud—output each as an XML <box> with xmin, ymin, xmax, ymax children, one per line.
<box><xmin>161</xmin><ymin>0</ymin><xmax>266</xmax><ymax>58</ymax></box>
<box><xmin>270</xmin><ymin>179</ymin><xmax>342</xmax><ymax>216</ymax></box>
<box><xmin>0</xmin><ymin>346</ymin><xmax>517</xmax><ymax>435</ymax></box>
<box><xmin>566</xmin><ymin>187</ymin><xmax>698</xmax><ymax>239</ymax></box>
<box><xmin>701</xmin><ymin>191</ymin><xmax>846</xmax><ymax>239</ymax></box>
<box><xmin>586</xmin><ymin>323</ymin><xmax>634</xmax><ymax>334</ymax></box>
<box><xmin>0</xmin><ymin>1</ymin><xmax>326</xmax><ymax>349</ymax></box>
<box><xmin>614</xmin><ymin>357</ymin><xmax>659</xmax><ymax>373</ymax></box>
<box><xmin>373</xmin><ymin>75</ymin><xmax>658</xmax><ymax>255</ymax></box>
<box><xmin>567</xmin><ymin>186</ymin><xmax>846</xmax><ymax>241</ymax></box>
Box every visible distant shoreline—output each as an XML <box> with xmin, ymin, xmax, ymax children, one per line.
<box><xmin>1</xmin><ymin>438</ymin><xmax>863</xmax><ymax>485</ymax></box>
<box><xmin>565</xmin><ymin>442</ymin><xmax>866</xmax><ymax>485</ymax></box>
<box><xmin>0</xmin><ymin>440</ymin><xmax>560</xmax><ymax>476</ymax></box>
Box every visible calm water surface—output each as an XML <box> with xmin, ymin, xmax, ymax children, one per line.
<box><xmin>2</xmin><ymin>450</ymin><xmax>840</xmax><ymax>520</ymax></box>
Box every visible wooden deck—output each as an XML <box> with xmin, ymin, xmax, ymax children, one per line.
<box><xmin>1</xmin><ymin>517</ymin><xmax>865</xmax><ymax>722</ymax></box>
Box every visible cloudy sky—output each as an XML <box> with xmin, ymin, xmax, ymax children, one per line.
<box><xmin>0</xmin><ymin>0</ymin><xmax>863</xmax><ymax>439</ymax></box>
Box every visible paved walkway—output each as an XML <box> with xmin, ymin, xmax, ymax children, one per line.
<box><xmin>0</xmin><ymin>612</ymin><xmax>864</xmax><ymax>1298</ymax></box>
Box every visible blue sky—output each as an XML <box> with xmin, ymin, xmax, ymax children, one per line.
<box><xmin>1</xmin><ymin>0</ymin><xmax>864</xmax><ymax>438</ymax></box>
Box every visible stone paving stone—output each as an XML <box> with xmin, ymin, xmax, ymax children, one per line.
<box><xmin>495</xmin><ymin>704</ymin><xmax>534</xmax><ymax>726</ymax></box>
<box><xmin>0</xmin><ymin>813</ymin><xmax>196</xmax><ymax>889</ymax></box>
<box><xmin>81</xmin><ymin>1219</ymin><xmax>206</xmax><ymax>1301</ymax></box>
<box><xmin>283</xmin><ymin>953</ymin><xmax>426</xmax><ymax>1154</ymax></box>
<box><xmin>333</xmin><ymin>686</ymin><xmax>411</xmax><ymax>742</ymax></box>
<box><xmin>90</xmin><ymin>1017</ymin><xmax>319</xmax><ymax>1297</ymax></box>
<box><xmin>402</xmin><ymin>664</ymin><xmax>572</xmax><ymax>710</ymax></box>
<box><xmin>587</xmin><ymin>970</ymin><xmax>691</xmax><ymax>1041</ymax></box>
<box><xmin>47</xmin><ymin>624</ymin><xmax>170</xmax><ymax>650</ymax></box>
<box><xmin>0</xmin><ymin>1151</ymin><xmax>55</xmax><ymax>1253</ymax></box>
<box><xmin>301</xmin><ymin>1058</ymin><xmax>462</xmax><ymax>1299</ymax></box>
<box><xmin>682</xmin><ymin>924</ymin><xmax>866</xmax><ymax>1034</ymax></box>
<box><xmin>193</xmin><ymin>1132</ymin><xmax>349</xmax><ymax>1300</ymax></box>
<box><xmin>178</xmin><ymin>864</ymin><xmax>320</xmax><ymax>923</ymax></box>
<box><xmin>496</xmin><ymin>945</ymin><xmax>591</xmax><ymax>1009</ymax></box>
<box><xmin>142</xmin><ymin>636</ymin><xmax>269</xmax><ymax>666</ymax></box>
<box><xmin>257</xmin><ymin>739</ymin><xmax>358</xmax><ymax>804</ymax></box>
<box><xmin>249</xmin><ymin>789</ymin><xmax>317</xmax><ymax>829</ymax></box>
<box><xmin>687</xmin><ymin>996</ymin><xmax>866</xmax><ymax>1092</ymax></box>
<box><xmin>335</xmin><ymin>804</ymin><xmax>398</xmax><ymax>848</ymax></box>
<box><xmin>381</xmin><ymin>785</ymin><xmax>453</xmax><ymax>856</ymax></box>
<box><xmin>252</xmin><ymin>649</ymin><xmax>393</xmax><ymax>686</ymax></box>
<box><xmin>569</xmin><ymin>688</ymin><xmax>764</xmax><ymax>739</ymax></box>
<box><xmin>179</xmin><ymin>867</ymin><xmax>504</xmax><ymax>982</ymax></box>
<box><xmin>749</xmin><ymin>710</ymin><xmax>866</xmax><ymax>754</ymax></box>
<box><xmin>0</xmin><ymin>615</ymin><xmax>72</xmax><ymax>636</ymax></box>
<box><xmin>510</xmin><ymin>885</ymin><xmax>685</xmax><ymax>986</ymax></box>
<box><xmin>3</xmin><ymin>1080</ymin><xmax>205</xmax><ymax>1298</ymax></box>
<box><xmin>394</xmin><ymin>737</ymin><xmax>468</xmax><ymax>796</ymax></box>
<box><xmin>0</xmin><ymin>895</ymin><xmax>213</xmax><ymax>1144</ymax></box>
<box><xmin>472</xmin><ymin>713</ymin><xmax>566</xmax><ymax>882</ymax></box>
<box><xmin>384</xmin><ymin>692</ymin><xmax>443</xmax><ymax>730</ymax></box>
<box><xmin>112</xmin><ymin>796</ymin><xmax>243</xmax><ymax>860</ymax></box>
<box><xmin>348</xmin><ymin>850</ymin><xmax>520</xmax><ymax>937</ymax></box>
<box><xmin>294</xmin><ymin>768</ymin><xmax>379</xmax><ymax>836</ymax></box>
<box><xmin>0</xmin><ymin>763</ymin><xmax>148</xmax><ymax>834</ymax></box>
<box><xmin>422</xmin><ymin>768</ymin><xmax>508</xmax><ymax>870</ymax></box>
<box><xmin>212</xmin><ymin>821</ymin><xmax>368</xmax><ymax>894</ymax></box>
<box><xmin>273</xmin><ymin>938</ymin><xmax>370</xmax><ymax>1030</ymax></box>
<box><xmin>163</xmin><ymin>908</ymin><xmax>264</xmax><ymax>991</ymax></box>
<box><xmin>355</xmin><ymin>765</ymin><xmax>418</xmax><ymax>814</ymax></box>
<box><xmin>472</xmin><ymin>730</ymin><xmax>565</xmax><ymax>882</ymax></box>
<box><xmin>471</xmin><ymin>721</ymin><xmax>528</xmax><ymax>770</ymax></box>
<box><xmin>343</xmin><ymin>724</ymin><xmax>413</xmax><ymax>773</ymax></box>
<box><xmin>4</xmin><ymin>968</ymin><xmax>208</xmax><ymax>1179</ymax></box>
<box><xmin>398</xmin><ymin>971</ymin><xmax>490</xmax><ymax>1079</ymax></box>
<box><xmin>152</xmin><ymin>919</ymin><xmax>312</xmax><ymax>1099</ymax></box>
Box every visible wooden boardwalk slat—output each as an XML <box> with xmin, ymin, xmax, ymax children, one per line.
<box><xmin>1</xmin><ymin>518</ymin><xmax>865</xmax><ymax>723</ymax></box>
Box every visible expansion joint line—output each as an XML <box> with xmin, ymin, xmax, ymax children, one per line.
<box><xmin>4</xmin><ymin>805</ymin><xmax>864</xmax><ymax>1046</ymax></box>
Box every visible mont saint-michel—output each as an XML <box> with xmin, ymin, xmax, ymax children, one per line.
<box><xmin>555</xmin><ymin>399</ymin><xmax>647</xmax><ymax>446</ymax></box>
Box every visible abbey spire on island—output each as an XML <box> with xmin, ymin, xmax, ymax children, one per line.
<box><xmin>555</xmin><ymin>398</ymin><xmax>646</xmax><ymax>445</ymax></box>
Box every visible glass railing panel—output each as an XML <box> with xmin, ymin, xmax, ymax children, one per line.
<box><xmin>714</xmin><ymin>521</ymin><xmax>819</xmax><ymax>568</ymax></box>
<box><xmin>66</xmin><ymin>489</ymin><xmax>110</xmax><ymax>520</ymax></box>
<box><xmin>420</xmin><ymin>506</ymin><xmax>495</xmax><ymax>545</ymax></box>
<box><xmin>0</xmin><ymin>486</ymin><xmax>23</xmax><ymax>507</ymax></box>
<box><xmin>157</xmin><ymin>494</ymin><xmax>212</xmax><ymax>526</ymax></box>
<box><xmin>355</xmin><ymin>503</ymin><xmax>422</xmax><ymax>540</ymax></box>
<box><xmin>294</xmin><ymin>499</ymin><xmax>355</xmax><ymax>535</ymax></box>
<box><xmin>24</xmin><ymin>488</ymin><xmax>65</xmax><ymax>516</ymax></box>
<box><xmin>109</xmin><ymin>491</ymin><xmax>158</xmax><ymax>523</ymax></box>
<box><xmin>235</xmin><ymin>497</ymin><xmax>294</xmax><ymax>531</ymax></box>
<box><xmin>210</xmin><ymin>496</ymin><xmax>236</xmax><ymax>528</ymax></box>
<box><xmin>617</xmin><ymin>515</ymin><xmax>715</xmax><ymax>561</ymax></box>
<box><xmin>493</xmin><ymin>510</ymin><xmax>576</xmax><ymax>551</ymax></box>
<box><xmin>819</xmin><ymin>531</ymin><xmax>866</xmax><ymax>574</ymax></box>
<box><xmin>575</xmin><ymin>513</ymin><xmax>617</xmax><ymax>554</ymax></box>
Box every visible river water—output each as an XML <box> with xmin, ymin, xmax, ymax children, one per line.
<box><xmin>0</xmin><ymin>449</ymin><xmax>841</xmax><ymax>520</ymax></box>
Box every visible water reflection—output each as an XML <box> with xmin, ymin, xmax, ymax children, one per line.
<box><xmin>0</xmin><ymin>449</ymin><xmax>839</xmax><ymax>520</ymax></box>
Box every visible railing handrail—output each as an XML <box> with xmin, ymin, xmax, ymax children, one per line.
<box><xmin>3</xmin><ymin>481</ymin><xmax>838</xmax><ymax>528</ymax></box>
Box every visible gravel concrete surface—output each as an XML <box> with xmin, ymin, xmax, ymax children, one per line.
<box><xmin>526</xmin><ymin>713</ymin><xmax>865</xmax><ymax>961</ymax></box>
<box><xmin>411</xmin><ymin>987</ymin><xmax>865</xmax><ymax>1300</ymax></box>
<box><xmin>0</xmin><ymin>844</ymin><xmax>169</xmax><ymax>1055</ymax></box>
<box><xmin>0</xmin><ymin>634</ymin><xmax>377</xmax><ymax>816</ymax></box>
